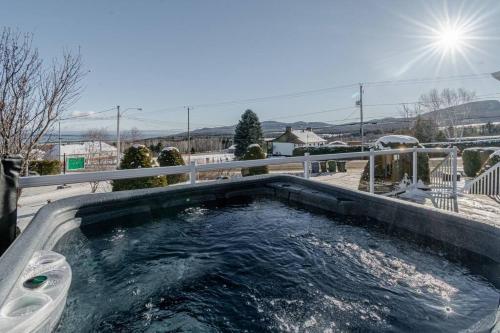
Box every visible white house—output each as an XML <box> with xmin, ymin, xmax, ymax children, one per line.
<box><xmin>271</xmin><ymin>127</ymin><xmax>327</xmax><ymax>156</ymax></box>
<box><xmin>45</xmin><ymin>141</ymin><xmax>118</xmax><ymax>170</ymax></box>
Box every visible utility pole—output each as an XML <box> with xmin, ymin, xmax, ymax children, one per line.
<box><xmin>359</xmin><ymin>83</ymin><xmax>364</xmax><ymax>152</ymax></box>
<box><xmin>116</xmin><ymin>105</ymin><xmax>121</xmax><ymax>167</ymax></box>
<box><xmin>58</xmin><ymin>119</ymin><xmax>62</xmax><ymax>173</ymax></box>
<box><xmin>187</xmin><ymin>106</ymin><xmax>191</xmax><ymax>163</ymax></box>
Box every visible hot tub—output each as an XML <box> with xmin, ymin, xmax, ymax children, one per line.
<box><xmin>0</xmin><ymin>175</ymin><xmax>499</xmax><ymax>332</ymax></box>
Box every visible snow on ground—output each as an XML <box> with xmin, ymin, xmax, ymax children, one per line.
<box><xmin>17</xmin><ymin>182</ymin><xmax>111</xmax><ymax>231</ymax></box>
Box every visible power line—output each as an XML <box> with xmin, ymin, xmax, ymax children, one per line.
<box><xmin>140</xmin><ymin>72</ymin><xmax>493</xmax><ymax>115</ymax></box>
<box><xmin>60</xmin><ymin>107</ymin><xmax>116</xmax><ymax>121</ymax></box>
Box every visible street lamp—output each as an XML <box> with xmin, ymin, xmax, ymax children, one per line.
<box><xmin>116</xmin><ymin>106</ymin><xmax>142</xmax><ymax>167</ymax></box>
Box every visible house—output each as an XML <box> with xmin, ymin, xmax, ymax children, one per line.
<box><xmin>45</xmin><ymin>141</ymin><xmax>118</xmax><ymax>171</ymax></box>
<box><xmin>271</xmin><ymin>127</ymin><xmax>327</xmax><ymax>156</ymax></box>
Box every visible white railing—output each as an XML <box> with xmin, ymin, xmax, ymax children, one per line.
<box><xmin>464</xmin><ymin>161</ymin><xmax>500</xmax><ymax>196</ymax></box>
<box><xmin>19</xmin><ymin>147</ymin><xmax>457</xmax><ymax>196</ymax></box>
<box><xmin>430</xmin><ymin>151</ymin><xmax>454</xmax><ymax>190</ymax></box>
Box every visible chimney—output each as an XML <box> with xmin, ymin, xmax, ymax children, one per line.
<box><xmin>285</xmin><ymin>126</ymin><xmax>292</xmax><ymax>133</ymax></box>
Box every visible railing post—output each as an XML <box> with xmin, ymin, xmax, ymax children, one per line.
<box><xmin>189</xmin><ymin>160</ymin><xmax>197</xmax><ymax>185</ymax></box>
<box><xmin>412</xmin><ymin>147</ymin><xmax>418</xmax><ymax>186</ymax></box>
<box><xmin>452</xmin><ymin>146</ymin><xmax>458</xmax><ymax>197</ymax></box>
<box><xmin>303</xmin><ymin>152</ymin><xmax>310</xmax><ymax>179</ymax></box>
<box><xmin>369</xmin><ymin>148</ymin><xmax>374</xmax><ymax>193</ymax></box>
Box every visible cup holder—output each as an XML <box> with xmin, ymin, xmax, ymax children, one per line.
<box><xmin>1</xmin><ymin>294</ymin><xmax>50</xmax><ymax>318</ymax></box>
<box><xmin>36</xmin><ymin>252</ymin><xmax>65</xmax><ymax>267</ymax></box>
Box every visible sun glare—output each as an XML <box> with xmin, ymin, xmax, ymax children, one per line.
<box><xmin>434</xmin><ymin>24</ymin><xmax>466</xmax><ymax>53</ymax></box>
<box><xmin>392</xmin><ymin>2</ymin><xmax>495</xmax><ymax>76</ymax></box>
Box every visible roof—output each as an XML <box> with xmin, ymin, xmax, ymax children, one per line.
<box><xmin>46</xmin><ymin>141</ymin><xmax>117</xmax><ymax>157</ymax></box>
<box><xmin>274</xmin><ymin>129</ymin><xmax>326</xmax><ymax>144</ymax></box>
<box><xmin>375</xmin><ymin>135</ymin><xmax>419</xmax><ymax>150</ymax></box>
<box><xmin>327</xmin><ymin>141</ymin><xmax>348</xmax><ymax>147</ymax></box>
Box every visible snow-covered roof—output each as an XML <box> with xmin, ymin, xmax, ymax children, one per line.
<box><xmin>132</xmin><ymin>144</ymin><xmax>145</xmax><ymax>149</ymax></box>
<box><xmin>291</xmin><ymin>130</ymin><xmax>326</xmax><ymax>144</ymax></box>
<box><xmin>162</xmin><ymin>146</ymin><xmax>179</xmax><ymax>152</ymax></box>
<box><xmin>327</xmin><ymin>141</ymin><xmax>348</xmax><ymax>147</ymax></box>
<box><xmin>46</xmin><ymin>141</ymin><xmax>117</xmax><ymax>158</ymax></box>
<box><xmin>248</xmin><ymin>143</ymin><xmax>261</xmax><ymax>149</ymax></box>
<box><xmin>375</xmin><ymin>135</ymin><xmax>419</xmax><ymax>150</ymax></box>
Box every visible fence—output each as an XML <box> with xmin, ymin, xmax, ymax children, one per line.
<box><xmin>19</xmin><ymin>148</ymin><xmax>457</xmax><ymax>197</ymax></box>
<box><xmin>60</xmin><ymin>152</ymin><xmax>118</xmax><ymax>173</ymax></box>
<box><xmin>429</xmin><ymin>147</ymin><xmax>458</xmax><ymax>194</ymax></box>
<box><xmin>464</xmin><ymin>161</ymin><xmax>500</xmax><ymax>196</ymax></box>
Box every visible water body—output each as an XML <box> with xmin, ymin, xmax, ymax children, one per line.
<box><xmin>54</xmin><ymin>199</ymin><xmax>499</xmax><ymax>332</ymax></box>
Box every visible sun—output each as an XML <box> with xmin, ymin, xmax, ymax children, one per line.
<box><xmin>433</xmin><ymin>23</ymin><xmax>467</xmax><ymax>54</ymax></box>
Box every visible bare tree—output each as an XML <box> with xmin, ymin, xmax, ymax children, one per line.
<box><xmin>418</xmin><ymin>88</ymin><xmax>475</xmax><ymax>140</ymax></box>
<box><xmin>124</xmin><ymin>127</ymin><xmax>142</xmax><ymax>143</ymax></box>
<box><xmin>0</xmin><ymin>28</ymin><xmax>85</xmax><ymax>174</ymax></box>
<box><xmin>83</xmin><ymin>128</ymin><xmax>110</xmax><ymax>193</ymax></box>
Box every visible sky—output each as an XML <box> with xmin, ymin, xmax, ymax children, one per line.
<box><xmin>2</xmin><ymin>0</ymin><xmax>500</xmax><ymax>134</ymax></box>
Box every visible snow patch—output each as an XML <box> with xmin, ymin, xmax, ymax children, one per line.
<box><xmin>161</xmin><ymin>146</ymin><xmax>179</xmax><ymax>152</ymax></box>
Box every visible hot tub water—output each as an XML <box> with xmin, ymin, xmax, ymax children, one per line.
<box><xmin>54</xmin><ymin>199</ymin><xmax>499</xmax><ymax>332</ymax></box>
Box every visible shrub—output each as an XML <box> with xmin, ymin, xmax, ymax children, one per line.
<box><xmin>29</xmin><ymin>160</ymin><xmax>61</xmax><ymax>175</ymax></box>
<box><xmin>320</xmin><ymin>161</ymin><xmax>328</xmax><ymax>173</ymax></box>
<box><xmin>478</xmin><ymin>150</ymin><xmax>500</xmax><ymax>176</ymax></box>
<box><xmin>157</xmin><ymin>147</ymin><xmax>188</xmax><ymax>185</ymax></box>
<box><xmin>293</xmin><ymin>145</ymin><xmax>361</xmax><ymax>156</ymax></box>
<box><xmin>327</xmin><ymin>160</ymin><xmax>336</xmax><ymax>173</ymax></box>
<box><xmin>241</xmin><ymin>144</ymin><xmax>268</xmax><ymax>177</ymax></box>
<box><xmin>462</xmin><ymin>149</ymin><xmax>482</xmax><ymax>177</ymax></box>
<box><xmin>112</xmin><ymin>145</ymin><xmax>167</xmax><ymax>191</ymax></box>
<box><xmin>462</xmin><ymin>147</ymin><xmax>500</xmax><ymax>177</ymax></box>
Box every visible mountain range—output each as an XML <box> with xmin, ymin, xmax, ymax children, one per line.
<box><xmin>169</xmin><ymin>100</ymin><xmax>500</xmax><ymax>138</ymax></box>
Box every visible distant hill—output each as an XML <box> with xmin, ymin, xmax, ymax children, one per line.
<box><xmin>421</xmin><ymin>100</ymin><xmax>500</xmax><ymax>125</ymax></box>
<box><xmin>166</xmin><ymin>99</ymin><xmax>500</xmax><ymax>138</ymax></box>
<box><xmin>173</xmin><ymin>121</ymin><xmax>334</xmax><ymax>138</ymax></box>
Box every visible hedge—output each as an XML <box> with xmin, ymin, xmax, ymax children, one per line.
<box><xmin>29</xmin><ymin>160</ymin><xmax>61</xmax><ymax>175</ymax></box>
<box><xmin>292</xmin><ymin>146</ymin><xmax>361</xmax><ymax>156</ymax></box>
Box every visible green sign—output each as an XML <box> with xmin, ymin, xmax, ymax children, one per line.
<box><xmin>67</xmin><ymin>157</ymin><xmax>85</xmax><ymax>170</ymax></box>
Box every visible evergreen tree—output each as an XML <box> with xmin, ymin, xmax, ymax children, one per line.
<box><xmin>158</xmin><ymin>147</ymin><xmax>188</xmax><ymax>185</ymax></box>
<box><xmin>412</xmin><ymin>116</ymin><xmax>437</xmax><ymax>143</ymax></box>
<box><xmin>234</xmin><ymin>109</ymin><xmax>263</xmax><ymax>159</ymax></box>
<box><xmin>112</xmin><ymin>145</ymin><xmax>167</xmax><ymax>191</ymax></box>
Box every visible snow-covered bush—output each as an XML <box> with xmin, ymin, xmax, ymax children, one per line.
<box><xmin>241</xmin><ymin>144</ymin><xmax>268</xmax><ymax>177</ymax></box>
<box><xmin>112</xmin><ymin>145</ymin><xmax>167</xmax><ymax>191</ymax></box>
<box><xmin>157</xmin><ymin>147</ymin><xmax>188</xmax><ymax>185</ymax></box>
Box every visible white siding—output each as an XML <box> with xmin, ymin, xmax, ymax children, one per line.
<box><xmin>272</xmin><ymin>142</ymin><xmax>295</xmax><ymax>156</ymax></box>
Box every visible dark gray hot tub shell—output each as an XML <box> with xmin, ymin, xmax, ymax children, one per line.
<box><xmin>0</xmin><ymin>175</ymin><xmax>499</xmax><ymax>331</ymax></box>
